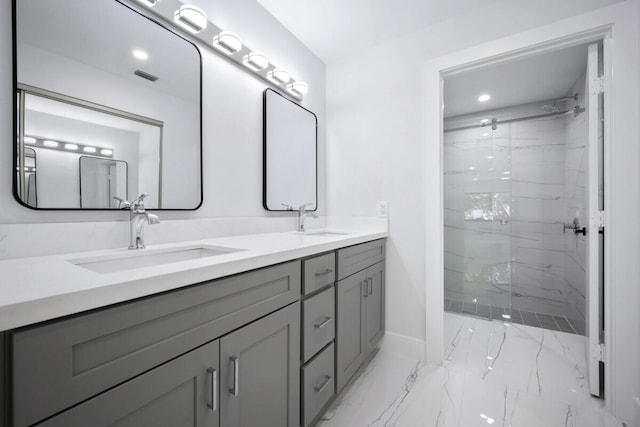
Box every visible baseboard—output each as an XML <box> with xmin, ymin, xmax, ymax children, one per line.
<box><xmin>378</xmin><ymin>331</ymin><xmax>426</xmax><ymax>362</ymax></box>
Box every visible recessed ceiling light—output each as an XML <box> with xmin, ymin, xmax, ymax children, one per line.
<box><xmin>478</xmin><ymin>94</ymin><xmax>491</xmax><ymax>102</ymax></box>
<box><xmin>133</xmin><ymin>50</ymin><xmax>149</xmax><ymax>60</ymax></box>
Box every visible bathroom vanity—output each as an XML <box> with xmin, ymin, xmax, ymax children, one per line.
<box><xmin>0</xmin><ymin>230</ymin><xmax>386</xmax><ymax>427</ymax></box>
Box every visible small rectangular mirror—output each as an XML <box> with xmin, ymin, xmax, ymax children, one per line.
<box><xmin>13</xmin><ymin>0</ymin><xmax>202</xmax><ymax>210</ymax></box>
<box><xmin>263</xmin><ymin>89</ymin><xmax>317</xmax><ymax>211</ymax></box>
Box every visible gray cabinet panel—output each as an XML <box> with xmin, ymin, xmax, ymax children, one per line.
<box><xmin>336</xmin><ymin>270</ymin><xmax>367</xmax><ymax>392</ymax></box>
<box><xmin>302</xmin><ymin>286</ymin><xmax>335</xmax><ymax>362</ymax></box>
<box><xmin>365</xmin><ymin>262</ymin><xmax>385</xmax><ymax>356</ymax></box>
<box><xmin>302</xmin><ymin>343</ymin><xmax>335</xmax><ymax>427</ymax></box>
<box><xmin>303</xmin><ymin>252</ymin><xmax>335</xmax><ymax>295</ymax></box>
<box><xmin>38</xmin><ymin>340</ymin><xmax>220</xmax><ymax>427</ymax></box>
<box><xmin>337</xmin><ymin>239</ymin><xmax>385</xmax><ymax>280</ymax></box>
<box><xmin>13</xmin><ymin>261</ymin><xmax>300</xmax><ymax>427</ymax></box>
<box><xmin>220</xmin><ymin>302</ymin><xmax>300</xmax><ymax>427</ymax></box>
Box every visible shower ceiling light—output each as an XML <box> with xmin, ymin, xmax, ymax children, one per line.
<box><xmin>174</xmin><ymin>5</ymin><xmax>207</xmax><ymax>34</ymax></box>
<box><xmin>267</xmin><ymin>68</ymin><xmax>290</xmax><ymax>85</ymax></box>
<box><xmin>478</xmin><ymin>94</ymin><xmax>491</xmax><ymax>102</ymax></box>
<box><xmin>243</xmin><ymin>52</ymin><xmax>269</xmax><ymax>71</ymax></box>
<box><xmin>213</xmin><ymin>32</ymin><xmax>242</xmax><ymax>55</ymax></box>
<box><xmin>133</xmin><ymin>49</ymin><xmax>149</xmax><ymax>60</ymax></box>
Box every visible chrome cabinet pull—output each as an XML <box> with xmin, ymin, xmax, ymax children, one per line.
<box><xmin>314</xmin><ymin>316</ymin><xmax>332</xmax><ymax>329</ymax></box>
<box><xmin>229</xmin><ymin>356</ymin><xmax>239</xmax><ymax>396</ymax></box>
<box><xmin>362</xmin><ymin>280</ymin><xmax>368</xmax><ymax>298</ymax></box>
<box><xmin>207</xmin><ymin>368</ymin><xmax>217</xmax><ymax>411</ymax></box>
<box><xmin>368</xmin><ymin>277</ymin><xmax>373</xmax><ymax>295</ymax></box>
<box><xmin>314</xmin><ymin>375</ymin><xmax>332</xmax><ymax>393</ymax></box>
<box><xmin>315</xmin><ymin>268</ymin><xmax>333</xmax><ymax>277</ymax></box>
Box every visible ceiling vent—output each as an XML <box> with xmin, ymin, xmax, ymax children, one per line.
<box><xmin>134</xmin><ymin>69</ymin><xmax>159</xmax><ymax>82</ymax></box>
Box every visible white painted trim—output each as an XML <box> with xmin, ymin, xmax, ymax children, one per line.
<box><xmin>423</xmin><ymin>2</ymin><xmax>639</xmax><ymax>424</ymax></box>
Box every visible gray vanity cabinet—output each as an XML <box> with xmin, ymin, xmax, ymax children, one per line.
<box><xmin>336</xmin><ymin>240</ymin><xmax>385</xmax><ymax>393</ymax></box>
<box><xmin>220</xmin><ymin>302</ymin><xmax>300</xmax><ymax>427</ymax></box>
<box><xmin>37</xmin><ymin>340</ymin><xmax>220</xmax><ymax>427</ymax></box>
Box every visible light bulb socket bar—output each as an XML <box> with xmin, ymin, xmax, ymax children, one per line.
<box><xmin>21</xmin><ymin>136</ymin><xmax>113</xmax><ymax>158</ymax></box>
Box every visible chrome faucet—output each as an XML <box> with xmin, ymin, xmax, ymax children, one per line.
<box><xmin>297</xmin><ymin>203</ymin><xmax>318</xmax><ymax>232</ymax></box>
<box><xmin>128</xmin><ymin>193</ymin><xmax>160</xmax><ymax>250</ymax></box>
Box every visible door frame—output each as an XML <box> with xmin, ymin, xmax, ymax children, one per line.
<box><xmin>423</xmin><ymin>2</ymin><xmax>640</xmax><ymax>421</ymax></box>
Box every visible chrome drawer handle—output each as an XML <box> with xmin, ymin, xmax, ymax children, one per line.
<box><xmin>229</xmin><ymin>356</ymin><xmax>239</xmax><ymax>396</ymax></box>
<box><xmin>362</xmin><ymin>280</ymin><xmax>368</xmax><ymax>298</ymax></box>
<box><xmin>315</xmin><ymin>268</ymin><xmax>333</xmax><ymax>277</ymax></box>
<box><xmin>368</xmin><ymin>277</ymin><xmax>373</xmax><ymax>295</ymax></box>
<box><xmin>314</xmin><ymin>375</ymin><xmax>332</xmax><ymax>393</ymax></box>
<box><xmin>314</xmin><ymin>316</ymin><xmax>332</xmax><ymax>329</ymax></box>
<box><xmin>207</xmin><ymin>368</ymin><xmax>217</xmax><ymax>411</ymax></box>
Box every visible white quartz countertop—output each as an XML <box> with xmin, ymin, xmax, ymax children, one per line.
<box><xmin>0</xmin><ymin>228</ymin><xmax>387</xmax><ymax>332</ymax></box>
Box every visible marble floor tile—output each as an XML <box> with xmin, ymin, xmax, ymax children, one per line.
<box><xmin>317</xmin><ymin>313</ymin><xmax>621</xmax><ymax>427</ymax></box>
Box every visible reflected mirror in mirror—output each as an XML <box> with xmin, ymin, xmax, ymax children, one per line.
<box><xmin>14</xmin><ymin>0</ymin><xmax>202</xmax><ymax>210</ymax></box>
<box><xmin>15</xmin><ymin>147</ymin><xmax>37</xmax><ymax>207</ymax></box>
<box><xmin>80</xmin><ymin>157</ymin><xmax>128</xmax><ymax>209</ymax></box>
<box><xmin>263</xmin><ymin>89</ymin><xmax>317</xmax><ymax>211</ymax></box>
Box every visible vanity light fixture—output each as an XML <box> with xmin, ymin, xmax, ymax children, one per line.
<box><xmin>286</xmin><ymin>81</ymin><xmax>308</xmax><ymax>98</ymax></box>
<box><xmin>43</xmin><ymin>140</ymin><xmax>59</xmax><ymax>148</ymax></box>
<box><xmin>136</xmin><ymin>0</ymin><xmax>159</xmax><ymax>6</ymax></box>
<box><xmin>23</xmin><ymin>136</ymin><xmax>36</xmax><ymax>144</ymax></box>
<box><xmin>212</xmin><ymin>32</ymin><xmax>242</xmax><ymax>55</ymax></box>
<box><xmin>64</xmin><ymin>143</ymin><xmax>79</xmax><ymax>151</ymax></box>
<box><xmin>267</xmin><ymin>68</ymin><xmax>290</xmax><ymax>85</ymax></box>
<box><xmin>174</xmin><ymin>5</ymin><xmax>207</xmax><ymax>34</ymax></box>
<box><xmin>133</xmin><ymin>49</ymin><xmax>149</xmax><ymax>60</ymax></box>
<box><xmin>243</xmin><ymin>52</ymin><xmax>269</xmax><ymax>71</ymax></box>
<box><xmin>101</xmin><ymin>149</ymin><xmax>114</xmax><ymax>156</ymax></box>
<box><xmin>478</xmin><ymin>94</ymin><xmax>491</xmax><ymax>102</ymax></box>
<box><xmin>83</xmin><ymin>146</ymin><xmax>97</xmax><ymax>153</ymax></box>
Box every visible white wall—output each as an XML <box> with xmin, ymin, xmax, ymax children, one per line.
<box><xmin>326</xmin><ymin>0</ymin><xmax>638</xmax><ymax>424</ymax></box>
<box><xmin>0</xmin><ymin>0</ymin><xmax>326</xmax><ymax>222</ymax></box>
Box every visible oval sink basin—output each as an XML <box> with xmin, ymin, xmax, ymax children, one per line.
<box><xmin>69</xmin><ymin>245</ymin><xmax>243</xmax><ymax>274</ymax></box>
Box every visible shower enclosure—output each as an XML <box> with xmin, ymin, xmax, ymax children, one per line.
<box><xmin>443</xmin><ymin>92</ymin><xmax>588</xmax><ymax>335</ymax></box>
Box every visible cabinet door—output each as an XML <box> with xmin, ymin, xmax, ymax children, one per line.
<box><xmin>38</xmin><ymin>340</ymin><xmax>220</xmax><ymax>427</ymax></box>
<box><xmin>365</xmin><ymin>261</ymin><xmax>385</xmax><ymax>356</ymax></box>
<box><xmin>336</xmin><ymin>270</ymin><xmax>367</xmax><ymax>393</ymax></box>
<box><xmin>220</xmin><ymin>302</ymin><xmax>300</xmax><ymax>427</ymax></box>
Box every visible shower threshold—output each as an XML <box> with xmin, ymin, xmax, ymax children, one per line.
<box><xmin>444</xmin><ymin>298</ymin><xmax>584</xmax><ymax>335</ymax></box>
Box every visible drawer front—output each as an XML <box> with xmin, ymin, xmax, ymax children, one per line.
<box><xmin>302</xmin><ymin>343</ymin><xmax>335</xmax><ymax>427</ymax></box>
<box><xmin>303</xmin><ymin>252</ymin><xmax>335</xmax><ymax>295</ymax></box>
<box><xmin>12</xmin><ymin>261</ymin><xmax>301</xmax><ymax>427</ymax></box>
<box><xmin>337</xmin><ymin>239</ymin><xmax>385</xmax><ymax>280</ymax></box>
<box><xmin>302</xmin><ymin>287</ymin><xmax>335</xmax><ymax>362</ymax></box>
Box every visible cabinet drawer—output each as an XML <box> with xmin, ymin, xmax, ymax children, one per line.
<box><xmin>337</xmin><ymin>239</ymin><xmax>385</xmax><ymax>280</ymax></box>
<box><xmin>302</xmin><ymin>286</ymin><xmax>335</xmax><ymax>362</ymax></box>
<box><xmin>303</xmin><ymin>252</ymin><xmax>335</xmax><ymax>295</ymax></box>
<box><xmin>302</xmin><ymin>343</ymin><xmax>335</xmax><ymax>427</ymax></box>
<box><xmin>12</xmin><ymin>261</ymin><xmax>301</xmax><ymax>427</ymax></box>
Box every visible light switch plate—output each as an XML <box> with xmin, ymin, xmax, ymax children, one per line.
<box><xmin>377</xmin><ymin>201</ymin><xmax>388</xmax><ymax>218</ymax></box>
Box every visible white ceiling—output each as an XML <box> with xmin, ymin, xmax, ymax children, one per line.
<box><xmin>443</xmin><ymin>44</ymin><xmax>589</xmax><ymax>118</ymax></box>
<box><xmin>256</xmin><ymin>0</ymin><xmax>503</xmax><ymax>63</ymax></box>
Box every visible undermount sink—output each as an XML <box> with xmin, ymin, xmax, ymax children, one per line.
<box><xmin>69</xmin><ymin>245</ymin><xmax>243</xmax><ymax>274</ymax></box>
<box><xmin>302</xmin><ymin>230</ymin><xmax>350</xmax><ymax>237</ymax></box>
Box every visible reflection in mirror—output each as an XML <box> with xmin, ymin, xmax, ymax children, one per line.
<box><xmin>80</xmin><ymin>157</ymin><xmax>128</xmax><ymax>209</ymax></box>
<box><xmin>14</xmin><ymin>0</ymin><xmax>202</xmax><ymax>210</ymax></box>
<box><xmin>263</xmin><ymin>89</ymin><xmax>317</xmax><ymax>211</ymax></box>
<box><xmin>16</xmin><ymin>147</ymin><xmax>37</xmax><ymax>207</ymax></box>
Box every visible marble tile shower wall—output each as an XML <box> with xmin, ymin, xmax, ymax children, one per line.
<box><xmin>444</xmin><ymin>99</ymin><xmax>587</xmax><ymax>332</ymax></box>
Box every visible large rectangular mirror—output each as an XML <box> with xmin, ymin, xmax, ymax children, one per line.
<box><xmin>263</xmin><ymin>89</ymin><xmax>317</xmax><ymax>211</ymax></box>
<box><xmin>13</xmin><ymin>0</ymin><xmax>202</xmax><ymax>210</ymax></box>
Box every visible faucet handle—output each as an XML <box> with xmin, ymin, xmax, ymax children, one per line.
<box><xmin>298</xmin><ymin>202</ymin><xmax>314</xmax><ymax>213</ymax></box>
<box><xmin>281</xmin><ymin>203</ymin><xmax>293</xmax><ymax>211</ymax></box>
<box><xmin>131</xmin><ymin>193</ymin><xmax>149</xmax><ymax>210</ymax></box>
<box><xmin>112</xmin><ymin>196</ymin><xmax>131</xmax><ymax>209</ymax></box>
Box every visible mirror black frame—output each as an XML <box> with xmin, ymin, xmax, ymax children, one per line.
<box><xmin>262</xmin><ymin>88</ymin><xmax>318</xmax><ymax>212</ymax></box>
<box><xmin>11</xmin><ymin>0</ymin><xmax>204</xmax><ymax>211</ymax></box>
